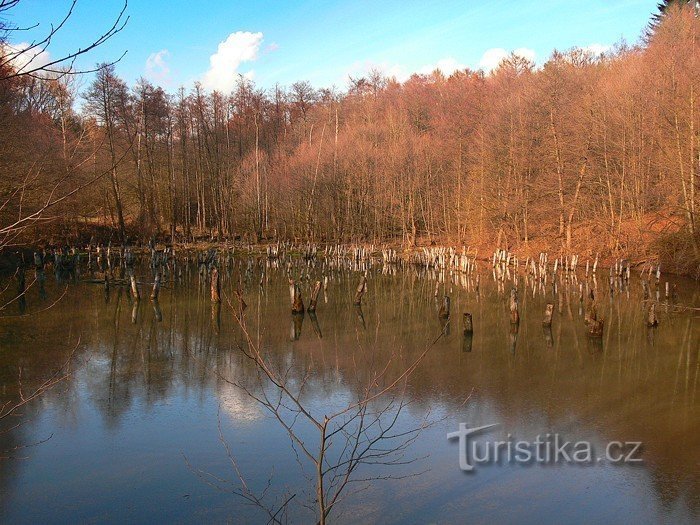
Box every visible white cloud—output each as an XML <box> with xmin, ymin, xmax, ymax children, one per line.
<box><xmin>583</xmin><ymin>43</ymin><xmax>611</xmax><ymax>56</ymax></box>
<box><xmin>145</xmin><ymin>49</ymin><xmax>171</xmax><ymax>84</ymax></box>
<box><xmin>1</xmin><ymin>42</ymin><xmax>51</xmax><ymax>75</ymax></box>
<box><xmin>417</xmin><ymin>57</ymin><xmax>466</xmax><ymax>77</ymax></box>
<box><xmin>479</xmin><ymin>48</ymin><xmax>507</xmax><ymax>71</ymax></box>
<box><xmin>384</xmin><ymin>63</ymin><xmax>407</xmax><ymax>81</ymax></box>
<box><xmin>513</xmin><ymin>47</ymin><xmax>536</xmax><ymax>63</ymax></box>
<box><xmin>479</xmin><ymin>47</ymin><xmax>536</xmax><ymax>72</ymax></box>
<box><xmin>203</xmin><ymin>31</ymin><xmax>263</xmax><ymax>92</ymax></box>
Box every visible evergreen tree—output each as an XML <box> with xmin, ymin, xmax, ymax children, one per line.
<box><xmin>648</xmin><ymin>0</ymin><xmax>698</xmax><ymax>35</ymax></box>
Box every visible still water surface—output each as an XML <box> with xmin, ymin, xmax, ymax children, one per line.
<box><xmin>0</xmin><ymin>260</ymin><xmax>698</xmax><ymax>523</ymax></box>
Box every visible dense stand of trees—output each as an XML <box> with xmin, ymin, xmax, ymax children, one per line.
<box><xmin>1</xmin><ymin>4</ymin><xmax>699</xmax><ymax>273</ymax></box>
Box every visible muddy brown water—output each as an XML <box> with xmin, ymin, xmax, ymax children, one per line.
<box><xmin>0</xmin><ymin>260</ymin><xmax>698</xmax><ymax>523</ymax></box>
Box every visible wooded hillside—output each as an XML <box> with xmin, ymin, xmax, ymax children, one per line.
<box><xmin>1</xmin><ymin>3</ymin><xmax>698</xmax><ymax>274</ymax></box>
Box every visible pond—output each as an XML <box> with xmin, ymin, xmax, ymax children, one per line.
<box><xmin>0</xmin><ymin>257</ymin><xmax>698</xmax><ymax>523</ymax></box>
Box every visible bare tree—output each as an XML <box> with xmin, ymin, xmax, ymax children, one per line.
<box><xmin>0</xmin><ymin>0</ymin><xmax>128</xmax><ymax>80</ymax></box>
<box><xmin>188</xmin><ymin>301</ymin><xmax>450</xmax><ymax>524</ymax></box>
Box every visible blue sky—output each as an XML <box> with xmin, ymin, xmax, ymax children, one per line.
<box><xmin>8</xmin><ymin>0</ymin><xmax>660</xmax><ymax>92</ymax></box>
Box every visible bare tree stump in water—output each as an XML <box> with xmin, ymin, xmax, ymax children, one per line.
<box><xmin>438</xmin><ymin>296</ymin><xmax>450</xmax><ymax>319</ymax></box>
<box><xmin>584</xmin><ymin>289</ymin><xmax>596</xmax><ymax>325</ymax></box>
<box><xmin>462</xmin><ymin>313</ymin><xmax>473</xmax><ymax>334</ymax></box>
<box><xmin>355</xmin><ymin>304</ymin><xmax>366</xmax><ymax>330</ymax></box>
<box><xmin>509</xmin><ymin>322</ymin><xmax>519</xmax><ymax>354</ymax></box>
<box><xmin>588</xmin><ymin>318</ymin><xmax>604</xmax><ymax>337</ymax></box>
<box><xmin>16</xmin><ymin>266</ymin><xmax>26</xmax><ymax>296</ymax></box>
<box><xmin>308</xmin><ymin>280</ymin><xmax>321</xmax><ymax>312</ymax></box>
<box><xmin>150</xmin><ymin>272</ymin><xmax>161</xmax><ymax>300</ymax></box>
<box><xmin>153</xmin><ymin>300</ymin><xmax>163</xmax><ymax>322</ymax></box>
<box><xmin>585</xmin><ymin>290</ymin><xmax>604</xmax><ymax>337</ymax></box>
<box><xmin>543</xmin><ymin>303</ymin><xmax>554</xmax><ymax>327</ymax></box>
<box><xmin>210</xmin><ymin>267</ymin><xmax>220</xmax><ymax>303</ymax></box>
<box><xmin>584</xmin><ymin>290</ymin><xmax>605</xmax><ymax>337</ymax></box>
<box><xmin>291</xmin><ymin>311</ymin><xmax>304</xmax><ymax>340</ymax></box>
<box><xmin>543</xmin><ymin>324</ymin><xmax>553</xmax><ymax>348</ymax></box>
<box><xmin>289</xmin><ymin>279</ymin><xmax>305</xmax><ymax>313</ymax></box>
<box><xmin>354</xmin><ymin>273</ymin><xmax>367</xmax><ymax>306</ymax></box>
<box><xmin>309</xmin><ymin>312</ymin><xmax>322</xmax><ymax>339</ymax></box>
<box><xmin>462</xmin><ymin>332</ymin><xmax>473</xmax><ymax>353</ymax></box>
<box><xmin>646</xmin><ymin>303</ymin><xmax>659</xmax><ymax>327</ymax></box>
<box><xmin>211</xmin><ymin>302</ymin><xmax>220</xmax><ymax>332</ymax></box>
<box><xmin>509</xmin><ymin>287</ymin><xmax>519</xmax><ymax>325</ymax></box>
<box><xmin>129</xmin><ymin>273</ymin><xmax>140</xmax><ymax>300</ymax></box>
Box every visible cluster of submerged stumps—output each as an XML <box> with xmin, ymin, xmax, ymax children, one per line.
<box><xmin>10</xmin><ymin>241</ymin><xmax>681</xmax><ymax>343</ymax></box>
<box><xmin>270</xmin><ymin>243</ymin><xmax>674</xmax><ymax>343</ymax></box>
<box><xmin>403</xmin><ymin>246</ymin><xmax>669</xmax><ymax>340</ymax></box>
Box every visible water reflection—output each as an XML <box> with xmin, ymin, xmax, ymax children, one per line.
<box><xmin>0</xmin><ymin>260</ymin><xmax>698</xmax><ymax>523</ymax></box>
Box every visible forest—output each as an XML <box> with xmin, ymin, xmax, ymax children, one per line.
<box><xmin>1</xmin><ymin>2</ymin><xmax>699</xmax><ymax>276</ymax></box>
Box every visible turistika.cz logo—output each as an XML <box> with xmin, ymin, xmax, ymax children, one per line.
<box><xmin>447</xmin><ymin>423</ymin><xmax>643</xmax><ymax>472</ymax></box>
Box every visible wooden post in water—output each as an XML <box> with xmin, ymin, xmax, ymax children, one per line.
<box><xmin>588</xmin><ymin>317</ymin><xmax>604</xmax><ymax>337</ymax></box>
<box><xmin>153</xmin><ymin>300</ymin><xmax>163</xmax><ymax>322</ymax></box>
<box><xmin>462</xmin><ymin>312</ymin><xmax>473</xmax><ymax>353</ymax></box>
<box><xmin>585</xmin><ymin>289</ymin><xmax>604</xmax><ymax>337</ymax></box>
<box><xmin>210</xmin><ymin>267</ymin><xmax>220</xmax><ymax>303</ymax></box>
<box><xmin>290</xmin><ymin>279</ymin><xmax>305</xmax><ymax>313</ymax></box>
<box><xmin>150</xmin><ymin>272</ymin><xmax>161</xmax><ymax>300</ymax></box>
<box><xmin>308</xmin><ymin>280</ymin><xmax>321</xmax><ymax>312</ymax></box>
<box><xmin>309</xmin><ymin>311</ymin><xmax>322</xmax><ymax>339</ymax></box>
<box><xmin>543</xmin><ymin>303</ymin><xmax>554</xmax><ymax>327</ymax></box>
<box><xmin>16</xmin><ymin>265</ymin><xmax>26</xmax><ymax>296</ymax></box>
<box><xmin>354</xmin><ymin>273</ymin><xmax>367</xmax><ymax>306</ymax></box>
<box><xmin>646</xmin><ymin>303</ymin><xmax>659</xmax><ymax>327</ymax></box>
<box><xmin>584</xmin><ymin>289</ymin><xmax>596</xmax><ymax>325</ymax></box>
<box><xmin>509</xmin><ymin>287</ymin><xmax>519</xmax><ymax>325</ymax></box>
<box><xmin>462</xmin><ymin>313</ymin><xmax>473</xmax><ymax>334</ymax></box>
<box><xmin>291</xmin><ymin>311</ymin><xmax>304</xmax><ymax>340</ymax></box>
<box><xmin>355</xmin><ymin>304</ymin><xmax>366</xmax><ymax>330</ymax></box>
<box><xmin>130</xmin><ymin>274</ymin><xmax>140</xmax><ymax>300</ymax></box>
<box><xmin>439</xmin><ymin>296</ymin><xmax>450</xmax><ymax>319</ymax></box>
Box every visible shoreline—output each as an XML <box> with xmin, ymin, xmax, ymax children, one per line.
<box><xmin>2</xmin><ymin>239</ymin><xmax>698</xmax><ymax>280</ymax></box>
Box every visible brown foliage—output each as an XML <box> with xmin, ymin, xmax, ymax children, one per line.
<box><xmin>2</xmin><ymin>5</ymin><xmax>699</xmax><ymax>275</ymax></box>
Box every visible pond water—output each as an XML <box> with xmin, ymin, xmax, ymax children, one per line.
<box><xmin>0</xmin><ymin>258</ymin><xmax>698</xmax><ymax>524</ymax></box>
